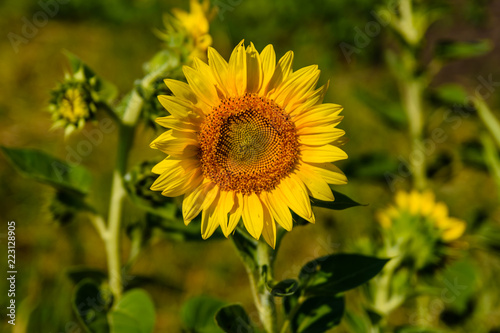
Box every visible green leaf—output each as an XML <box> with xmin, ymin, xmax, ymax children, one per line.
<box><xmin>291</xmin><ymin>296</ymin><xmax>344</xmax><ymax>333</ymax></box>
<box><xmin>441</xmin><ymin>259</ymin><xmax>477</xmax><ymax>313</ymax></box>
<box><xmin>270</xmin><ymin>279</ymin><xmax>299</xmax><ymax>297</ymax></box>
<box><xmin>310</xmin><ymin>190</ymin><xmax>364</xmax><ymax>211</ymax></box>
<box><xmin>299</xmin><ymin>254</ymin><xmax>389</xmax><ymax>296</ymax></box>
<box><xmin>1</xmin><ymin>146</ymin><xmax>91</xmax><ymax>195</ymax></box>
<box><xmin>180</xmin><ymin>296</ymin><xmax>226</xmax><ymax>333</ymax></box>
<box><xmin>434</xmin><ymin>39</ymin><xmax>492</xmax><ymax>61</ymax></box>
<box><xmin>109</xmin><ymin>289</ymin><xmax>156</xmax><ymax>333</ymax></box>
<box><xmin>49</xmin><ymin>190</ymin><xmax>96</xmax><ymax>224</ymax></box>
<box><xmin>215</xmin><ymin>304</ymin><xmax>254</xmax><ymax>333</ymax></box>
<box><xmin>433</xmin><ymin>84</ymin><xmax>469</xmax><ymax>106</ymax></box>
<box><xmin>354</xmin><ymin>87</ymin><xmax>407</xmax><ymax>128</ymax></box>
<box><xmin>72</xmin><ymin>280</ymin><xmax>110</xmax><ymax>333</ymax></box>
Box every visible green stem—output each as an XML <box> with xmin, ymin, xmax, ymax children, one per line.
<box><xmin>401</xmin><ymin>78</ymin><xmax>426</xmax><ymax>190</ymax></box>
<box><xmin>233</xmin><ymin>235</ymin><xmax>278</xmax><ymax>333</ymax></box>
<box><xmin>255</xmin><ymin>241</ymin><xmax>278</xmax><ymax>333</ymax></box>
<box><xmin>106</xmin><ymin>169</ymin><xmax>126</xmax><ymax>301</ymax></box>
<box><xmin>105</xmin><ymin>88</ymin><xmax>143</xmax><ymax>303</ymax></box>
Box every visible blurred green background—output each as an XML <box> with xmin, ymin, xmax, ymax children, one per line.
<box><xmin>1</xmin><ymin>0</ymin><xmax>500</xmax><ymax>332</ymax></box>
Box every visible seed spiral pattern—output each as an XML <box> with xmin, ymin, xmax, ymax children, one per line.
<box><xmin>199</xmin><ymin>93</ymin><xmax>299</xmax><ymax>194</ymax></box>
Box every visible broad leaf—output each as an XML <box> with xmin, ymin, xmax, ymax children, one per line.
<box><xmin>310</xmin><ymin>190</ymin><xmax>364</xmax><ymax>211</ymax></box>
<box><xmin>434</xmin><ymin>39</ymin><xmax>492</xmax><ymax>61</ymax></box>
<box><xmin>290</xmin><ymin>296</ymin><xmax>344</xmax><ymax>333</ymax></box>
<box><xmin>2</xmin><ymin>146</ymin><xmax>91</xmax><ymax>195</ymax></box>
<box><xmin>299</xmin><ymin>254</ymin><xmax>388</xmax><ymax>295</ymax></box>
<box><xmin>180</xmin><ymin>295</ymin><xmax>226</xmax><ymax>333</ymax></box>
<box><xmin>215</xmin><ymin>304</ymin><xmax>254</xmax><ymax>333</ymax></box>
<box><xmin>433</xmin><ymin>84</ymin><xmax>469</xmax><ymax>106</ymax></box>
<box><xmin>72</xmin><ymin>280</ymin><xmax>110</xmax><ymax>333</ymax></box>
<box><xmin>109</xmin><ymin>289</ymin><xmax>156</xmax><ymax>333</ymax></box>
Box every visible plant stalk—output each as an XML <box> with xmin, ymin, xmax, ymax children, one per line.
<box><xmin>105</xmin><ymin>88</ymin><xmax>143</xmax><ymax>302</ymax></box>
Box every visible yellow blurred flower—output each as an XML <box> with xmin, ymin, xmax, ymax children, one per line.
<box><xmin>58</xmin><ymin>88</ymin><xmax>89</xmax><ymax>124</ymax></box>
<box><xmin>158</xmin><ymin>0</ymin><xmax>215</xmax><ymax>61</ymax></box>
<box><xmin>150</xmin><ymin>41</ymin><xmax>347</xmax><ymax>248</ymax></box>
<box><xmin>49</xmin><ymin>82</ymin><xmax>97</xmax><ymax>135</ymax></box>
<box><xmin>378</xmin><ymin>190</ymin><xmax>466</xmax><ymax>242</ymax></box>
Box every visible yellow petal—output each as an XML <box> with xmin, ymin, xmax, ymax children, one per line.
<box><xmin>260</xmin><ymin>199</ymin><xmax>276</xmax><ymax>249</ymax></box>
<box><xmin>201</xmin><ymin>193</ymin><xmax>221</xmax><ymax>240</ymax></box>
<box><xmin>294</xmin><ymin>104</ymin><xmax>343</xmax><ymax>127</ymax></box>
<box><xmin>208</xmin><ymin>46</ymin><xmax>230</xmax><ymax>96</ymax></box>
<box><xmin>246</xmin><ymin>42</ymin><xmax>263</xmax><ymax>94</ymax></box>
<box><xmin>152</xmin><ymin>137</ymin><xmax>199</xmax><ymax>158</ymax></box>
<box><xmin>296</xmin><ymin>163</ymin><xmax>334</xmax><ymax>201</ymax></box>
<box><xmin>276</xmin><ymin>174</ymin><xmax>314</xmax><ymax>223</ymax></box>
<box><xmin>183</xmin><ymin>65</ymin><xmax>219</xmax><ymax>107</ymax></box>
<box><xmin>296</xmin><ymin>117</ymin><xmax>344</xmax><ymax>134</ymax></box>
<box><xmin>272</xmin><ymin>65</ymin><xmax>319</xmax><ymax>107</ymax></box>
<box><xmin>150</xmin><ymin>130</ymin><xmax>199</xmax><ymax>157</ymax></box>
<box><xmin>419</xmin><ymin>191</ymin><xmax>436</xmax><ymax>215</ymax></box>
<box><xmin>441</xmin><ymin>218</ymin><xmax>466</xmax><ymax>242</ymax></box>
<box><xmin>301</xmin><ymin>145</ymin><xmax>348</xmax><ymax>163</ymax></box>
<box><xmin>182</xmin><ymin>181</ymin><xmax>217</xmax><ymax>224</ymax></box>
<box><xmin>262</xmin><ymin>191</ymin><xmax>292</xmax><ymax>231</ymax></box>
<box><xmin>289</xmin><ymin>81</ymin><xmax>330</xmax><ymax>117</ymax></box>
<box><xmin>155</xmin><ymin>116</ymin><xmax>199</xmax><ymax>132</ymax></box>
<box><xmin>299</xmin><ymin>129</ymin><xmax>345</xmax><ymax>146</ymax></box>
<box><xmin>161</xmin><ymin>168</ymin><xmax>203</xmax><ymax>197</ymax></box>
<box><xmin>163</xmin><ymin>79</ymin><xmax>198</xmax><ymax>104</ymax></box>
<box><xmin>305</xmin><ymin>162</ymin><xmax>347</xmax><ymax>185</ymax></box>
<box><xmin>218</xmin><ymin>191</ymin><xmax>236</xmax><ymax>237</ymax></box>
<box><xmin>226</xmin><ymin>193</ymin><xmax>243</xmax><ymax>236</ymax></box>
<box><xmin>395</xmin><ymin>191</ymin><xmax>409</xmax><ymax>209</ymax></box>
<box><xmin>151</xmin><ymin>161</ymin><xmax>198</xmax><ymax>192</ymax></box>
<box><xmin>266</xmin><ymin>50</ymin><xmax>293</xmax><ymax>94</ymax></box>
<box><xmin>228</xmin><ymin>40</ymin><xmax>247</xmax><ymax>96</ymax></box>
<box><xmin>432</xmin><ymin>202</ymin><xmax>449</xmax><ymax>222</ymax></box>
<box><xmin>408</xmin><ymin>190</ymin><xmax>420</xmax><ymax>215</ymax></box>
<box><xmin>242</xmin><ymin>193</ymin><xmax>264</xmax><ymax>239</ymax></box>
<box><xmin>259</xmin><ymin>44</ymin><xmax>276</xmax><ymax>95</ymax></box>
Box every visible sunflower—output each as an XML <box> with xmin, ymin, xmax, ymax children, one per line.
<box><xmin>377</xmin><ymin>190</ymin><xmax>466</xmax><ymax>242</ymax></box>
<box><xmin>150</xmin><ymin>41</ymin><xmax>347</xmax><ymax>248</ymax></box>
<box><xmin>157</xmin><ymin>0</ymin><xmax>215</xmax><ymax>61</ymax></box>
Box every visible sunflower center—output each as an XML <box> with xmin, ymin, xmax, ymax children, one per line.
<box><xmin>199</xmin><ymin>93</ymin><xmax>299</xmax><ymax>194</ymax></box>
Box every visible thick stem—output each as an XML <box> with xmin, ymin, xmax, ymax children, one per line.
<box><xmin>401</xmin><ymin>79</ymin><xmax>426</xmax><ymax>190</ymax></box>
<box><xmin>106</xmin><ymin>169</ymin><xmax>126</xmax><ymax>300</ymax></box>
<box><xmin>234</xmin><ymin>236</ymin><xmax>278</xmax><ymax>333</ymax></box>
<box><xmin>255</xmin><ymin>241</ymin><xmax>278</xmax><ymax>333</ymax></box>
<box><xmin>105</xmin><ymin>90</ymin><xmax>143</xmax><ymax>303</ymax></box>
